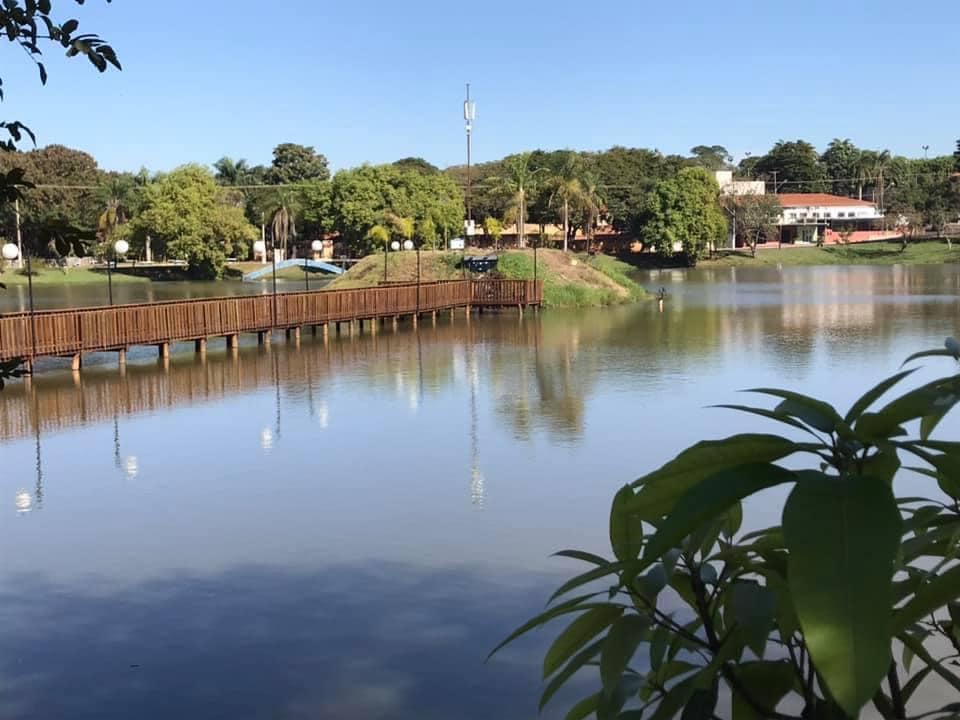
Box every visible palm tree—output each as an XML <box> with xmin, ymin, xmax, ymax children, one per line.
<box><xmin>96</xmin><ymin>175</ymin><xmax>138</xmax><ymax>255</ymax></box>
<box><xmin>579</xmin><ymin>170</ymin><xmax>605</xmax><ymax>242</ymax></box>
<box><xmin>871</xmin><ymin>149</ymin><xmax>892</xmax><ymax>212</ymax></box>
<box><xmin>855</xmin><ymin>151</ymin><xmax>875</xmax><ymax>202</ymax></box>
<box><xmin>485</xmin><ymin>153</ymin><xmax>545</xmax><ymax>248</ymax></box>
<box><xmin>213</xmin><ymin>157</ymin><xmax>252</xmax><ymax>186</ymax></box>
<box><xmin>548</xmin><ymin>152</ymin><xmax>586</xmax><ymax>252</ymax></box>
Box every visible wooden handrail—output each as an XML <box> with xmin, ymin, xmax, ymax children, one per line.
<box><xmin>0</xmin><ymin>279</ymin><xmax>543</xmax><ymax>362</ymax></box>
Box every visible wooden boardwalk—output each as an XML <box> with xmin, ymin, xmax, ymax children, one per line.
<box><xmin>0</xmin><ymin>279</ymin><xmax>542</xmax><ymax>370</ymax></box>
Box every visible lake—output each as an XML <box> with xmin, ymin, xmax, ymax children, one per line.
<box><xmin>1</xmin><ymin>264</ymin><xmax>958</xmax><ymax>719</ymax></box>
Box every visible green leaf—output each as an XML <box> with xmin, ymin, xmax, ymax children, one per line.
<box><xmin>598</xmin><ymin>674</ymin><xmax>643</xmax><ymax>720</ymax></box>
<box><xmin>545</xmin><ymin>605</ymin><xmax>624</xmax><ymax>678</ymax></box>
<box><xmin>902</xmin><ymin>347</ymin><xmax>960</xmax><ymax>365</ymax></box>
<box><xmin>680</xmin><ymin>685</ymin><xmax>718</xmax><ymax>720</ymax></box>
<box><xmin>722</xmin><ymin>501</ymin><xmax>743</xmax><ymax>540</ymax></box>
<box><xmin>731</xmin><ymin>661</ymin><xmax>795</xmax><ymax>720</ymax></box>
<box><xmin>549</xmin><ymin>561</ymin><xmax>628</xmax><ymax>604</ymax></box>
<box><xmin>649</xmin><ymin>622</ymin><xmax>671</xmax><ymax>673</ymax></box>
<box><xmin>642</xmin><ymin>464</ymin><xmax>796</xmax><ymax>567</ymax></box>
<box><xmin>629</xmin><ymin>434</ymin><xmax>799</xmax><ymax>519</ymax></box>
<box><xmin>894</xmin><ymin>565</ymin><xmax>960</xmax><ymax>634</ymax></box>
<box><xmin>649</xmin><ymin>673</ymin><xmax>700</xmax><ymax>720</ymax></box>
<box><xmin>711</xmin><ymin>403</ymin><xmax>820</xmax><ymax>436</ymax></box>
<box><xmin>541</xmin><ymin>638</ymin><xmax>605</xmax><ymax>712</ymax></box>
<box><xmin>728</xmin><ymin>581</ymin><xmax>777</xmax><ymax>658</ymax></box>
<box><xmin>555</xmin><ymin>549</ymin><xmax>612</xmax><ymax>566</ymax></box>
<box><xmin>747</xmin><ymin>388</ymin><xmax>842</xmax><ymax>432</ymax></box>
<box><xmin>844</xmin><ymin>368</ymin><xmax>917</xmax><ymax>423</ymax></box>
<box><xmin>636</xmin><ymin>564</ymin><xmax>668</xmax><ymax>603</ymax></box>
<box><xmin>783</xmin><ymin>473</ymin><xmax>902</xmax><ymax>717</ymax></box>
<box><xmin>858</xmin><ymin>376</ymin><xmax>960</xmax><ymax>441</ymax></box>
<box><xmin>601</xmin><ymin>614</ymin><xmax>649</xmax><ymax>698</ymax></box>
<box><xmin>611</xmin><ymin>485</ymin><xmax>644</xmax><ymax>562</ymax></box>
<box><xmin>900</xmin><ymin>665</ymin><xmax>933</xmax><ymax>704</ymax></box>
<box><xmin>487</xmin><ymin>592</ymin><xmax>607</xmax><ymax>659</ymax></box>
<box><xmin>565</xmin><ymin>693</ymin><xmax>600</xmax><ymax>720</ymax></box>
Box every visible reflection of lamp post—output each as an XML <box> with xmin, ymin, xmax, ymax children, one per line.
<box><xmin>3</xmin><ymin>242</ymin><xmax>36</xmax><ymax>360</ymax></box>
<box><xmin>107</xmin><ymin>239</ymin><xmax>129</xmax><ymax>307</ymax></box>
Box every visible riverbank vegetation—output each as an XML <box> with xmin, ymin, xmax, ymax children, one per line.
<box><xmin>2</xmin><ymin>133</ymin><xmax>958</xmax><ymax>282</ymax></box>
<box><xmin>698</xmin><ymin>240</ymin><xmax>960</xmax><ymax>267</ymax></box>
<box><xmin>0</xmin><ymin>265</ymin><xmax>149</xmax><ymax>286</ymax></box>
<box><xmin>496</xmin><ymin>341</ymin><xmax>960</xmax><ymax>720</ymax></box>
<box><xmin>327</xmin><ymin>249</ymin><xmax>646</xmax><ymax>307</ymax></box>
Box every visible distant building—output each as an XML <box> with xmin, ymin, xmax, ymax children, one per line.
<box><xmin>775</xmin><ymin>193</ymin><xmax>888</xmax><ymax>245</ymax></box>
<box><xmin>715</xmin><ymin>170</ymin><xmax>895</xmax><ymax>246</ymax></box>
<box><xmin>714</xmin><ymin>170</ymin><xmax>764</xmax><ymax>197</ymax></box>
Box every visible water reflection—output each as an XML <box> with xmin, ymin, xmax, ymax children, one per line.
<box><xmin>1</xmin><ymin>265</ymin><xmax>959</xmax><ymax>719</ymax></box>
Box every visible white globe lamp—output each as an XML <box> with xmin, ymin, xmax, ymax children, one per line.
<box><xmin>390</xmin><ymin>241</ymin><xmax>400</xmax><ymax>251</ymax></box>
<box><xmin>113</xmin><ymin>239</ymin><xmax>129</xmax><ymax>257</ymax></box>
<box><xmin>311</xmin><ymin>239</ymin><xmax>322</xmax><ymax>253</ymax></box>
<box><xmin>1</xmin><ymin>242</ymin><xmax>19</xmax><ymax>261</ymax></box>
<box><xmin>253</xmin><ymin>239</ymin><xmax>267</xmax><ymax>264</ymax></box>
<box><xmin>403</xmin><ymin>240</ymin><xmax>414</xmax><ymax>251</ymax></box>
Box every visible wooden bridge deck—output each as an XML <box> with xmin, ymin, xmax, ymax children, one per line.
<box><xmin>0</xmin><ymin>279</ymin><xmax>542</xmax><ymax>367</ymax></box>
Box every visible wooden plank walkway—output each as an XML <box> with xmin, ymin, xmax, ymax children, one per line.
<box><xmin>0</xmin><ymin>279</ymin><xmax>542</xmax><ymax>368</ymax></box>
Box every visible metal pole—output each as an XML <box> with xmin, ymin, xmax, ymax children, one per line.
<box><xmin>107</xmin><ymin>250</ymin><xmax>114</xmax><ymax>306</ymax></box>
<box><xmin>304</xmin><ymin>258</ymin><xmax>309</xmax><ymax>291</ymax></box>
<box><xmin>416</xmin><ymin>246</ymin><xmax>421</xmax><ymax>314</ymax></box>
<box><xmin>384</xmin><ymin>244</ymin><xmax>388</xmax><ymax>282</ymax></box>
<box><xmin>14</xmin><ymin>198</ymin><xmax>23</xmax><ymax>269</ymax></box>
<box><xmin>26</xmin><ymin>254</ymin><xmax>36</xmax><ymax>360</ymax></box>
<box><xmin>466</xmin><ymin>83</ymin><xmax>472</xmax><ymax>223</ymax></box>
<box><xmin>534</xmin><ymin>238</ymin><xmax>538</xmax><ymax>282</ymax></box>
<box><xmin>271</xmin><ymin>243</ymin><xmax>278</xmax><ymax>328</ymax></box>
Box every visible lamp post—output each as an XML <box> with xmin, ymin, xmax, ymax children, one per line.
<box><xmin>307</xmin><ymin>239</ymin><xmax>322</xmax><ymax>291</ymax></box>
<box><xmin>414</xmin><ymin>241</ymin><xmax>421</xmax><ymax>313</ymax></box>
<box><xmin>3</xmin><ymin>242</ymin><xmax>36</xmax><ymax>360</ymax></box>
<box><xmin>107</xmin><ymin>239</ymin><xmax>129</xmax><ymax>307</ymax></box>
<box><xmin>533</xmin><ymin>235</ymin><xmax>538</xmax><ymax>283</ymax></box>
<box><xmin>254</xmin><ymin>238</ymin><xmax>277</xmax><ymax>326</ymax></box>
<box><xmin>385</xmin><ymin>240</ymin><xmax>399</xmax><ymax>282</ymax></box>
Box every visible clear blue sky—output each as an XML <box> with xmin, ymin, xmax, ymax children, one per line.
<box><xmin>5</xmin><ymin>0</ymin><xmax>958</xmax><ymax>173</ymax></box>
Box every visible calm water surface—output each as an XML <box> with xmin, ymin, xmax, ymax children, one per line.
<box><xmin>1</xmin><ymin>265</ymin><xmax>958</xmax><ymax>719</ymax></box>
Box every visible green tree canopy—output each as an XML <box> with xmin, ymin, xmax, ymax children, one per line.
<box><xmin>688</xmin><ymin>144</ymin><xmax>732</xmax><ymax>171</ymax></box>
<box><xmin>820</xmin><ymin>138</ymin><xmax>861</xmax><ymax>196</ymax></box>
<box><xmin>327</xmin><ymin>164</ymin><xmax>463</xmax><ymax>253</ymax></box>
<box><xmin>267</xmin><ymin>143</ymin><xmax>330</xmax><ymax>184</ymax></box>
<box><xmin>392</xmin><ymin>157</ymin><xmax>440</xmax><ymax>175</ymax></box>
<box><xmin>638</xmin><ymin>167</ymin><xmax>727</xmax><ymax>261</ymax></box>
<box><xmin>754</xmin><ymin>140</ymin><xmax>826</xmax><ymax>192</ymax></box>
<box><xmin>129</xmin><ymin>165</ymin><xmax>258</xmax><ymax>278</ymax></box>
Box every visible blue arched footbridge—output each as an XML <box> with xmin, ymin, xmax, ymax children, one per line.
<box><xmin>243</xmin><ymin>259</ymin><xmax>345</xmax><ymax>281</ymax></box>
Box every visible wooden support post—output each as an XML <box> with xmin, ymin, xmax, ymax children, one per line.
<box><xmin>195</xmin><ymin>338</ymin><xmax>207</xmax><ymax>355</ymax></box>
<box><xmin>432</xmin><ymin>311</ymin><xmax>437</xmax><ymax>327</ymax></box>
<box><xmin>70</xmin><ymin>353</ymin><xmax>82</xmax><ymax>372</ymax></box>
<box><xmin>118</xmin><ymin>348</ymin><xmax>126</xmax><ymax>367</ymax></box>
<box><xmin>311</xmin><ymin>325</ymin><xmax>317</xmax><ymax>337</ymax></box>
<box><xmin>335</xmin><ymin>321</ymin><xmax>341</xmax><ymax>335</ymax></box>
<box><xmin>322</xmin><ymin>323</ymin><xmax>329</xmax><ymax>341</ymax></box>
<box><xmin>258</xmin><ymin>331</ymin><xmax>271</xmax><ymax>346</ymax></box>
<box><xmin>158</xmin><ymin>342</ymin><xmax>170</xmax><ymax>359</ymax></box>
<box><xmin>227</xmin><ymin>334</ymin><xmax>238</xmax><ymax>349</ymax></box>
<box><xmin>518</xmin><ymin>304</ymin><xmax>523</xmax><ymax>318</ymax></box>
<box><xmin>412</xmin><ymin>313</ymin><xmax>418</xmax><ymax>328</ymax></box>
<box><xmin>371</xmin><ymin>318</ymin><xmax>378</xmax><ymax>335</ymax></box>
<box><xmin>287</xmin><ymin>327</ymin><xmax>301</xmax><ymax>345</ymax></box>
<box><xmin>393</xmin><ymin>316</ymin><xmax>398</xmax><ymax>332</ymax></box>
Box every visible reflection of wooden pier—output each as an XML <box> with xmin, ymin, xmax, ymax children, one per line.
<box><xmin>0</xmin><ymin>279</ymin><xmax>542</xmax><ymax>371</ymax></box>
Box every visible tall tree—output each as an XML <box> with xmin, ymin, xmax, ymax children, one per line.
<box><xmin>213</xmin><ymin>157</ymin><xmax>253</xmax><ymax>186</ymax></box>
<box><xmin>688</xmin><ymin>145</ymin><xmax>732</xmax><ymax>171</ymax></box>
<box><xmin>820</xmin><ymin>139</ymin><xmax>861</xmax><ymax>197</ymax></box>
<box><xmin>638</xmin><ymin>167</ymin><xmax>727</xmax><ymax>262</ymax></box>
<box><xmin>721</xmin><ymin>193</ymin><xmax>782</xmax><ymax>256</ymax></box>
<box><xmin>548</xmin><ymin>151</ymin><xmax>587</xmax><ymax>252</ymax></box>
<box><xmin>129</xmin><ymin>165</ymin><xmax>257</xmax><ymax>278</ymax></box>
<box><xmin>392</xmin><ymin>157</ymin><xmax>439</xmax><ymax>175</ymax></box>
<box><xmin>267</xmin><ymin>143</ymin><xmax>330</xmax><ymax>184</ymax></box>
<box><xmin>96</xmin><ymin>172</ymin><xmax>140</xmax><ymax>254</ymax></box>
<box><xmin>484</xmin><ymin>152</ymin><xmax>545</xmax><ymax>248</ymax></box>
<box><xmin>754</xmin><ymin>140</ymin><xmax>826</xmax><ymax>192</ymax></box>
<box><xmin>953</xmin><ymin>139</ymin><xmax>960</xmax><ymax>172</ymax></box>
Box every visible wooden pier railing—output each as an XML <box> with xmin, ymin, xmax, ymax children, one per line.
<box><xmin>0</xmin><ymin>279</ymin><xmax>542</xmax><ymax>365</ymax></box>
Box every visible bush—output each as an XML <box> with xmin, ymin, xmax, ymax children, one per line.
<box><xmin>495</xmin><ymin>340</ymin><xmax>960</xmax><ymax>720</ymax></box>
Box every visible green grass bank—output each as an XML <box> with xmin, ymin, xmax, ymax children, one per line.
<box><xmin>699</xmin><ymin>240</ymin><xmax>960</xmax><ymax>268</ymax></box>
<box><xmin>326</xmin><ymin>249</ymin><xmax>648</xmax><ymax>307</ymax></box>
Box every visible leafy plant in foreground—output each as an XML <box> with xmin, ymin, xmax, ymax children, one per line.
<box><xmin>494</xmin><ymin>340</ymin><xmax>960</xmax><ymax>719</ymax></box>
